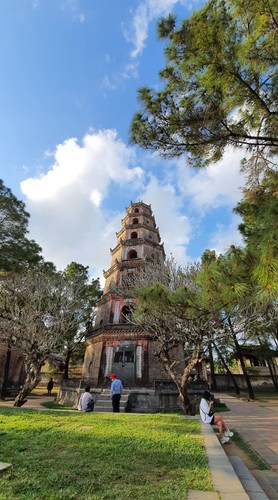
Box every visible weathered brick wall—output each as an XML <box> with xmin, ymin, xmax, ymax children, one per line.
<box><xmin>148</xmin><ymin>341</ymin><xmax>185</xmax><ymax>384</ymax></box>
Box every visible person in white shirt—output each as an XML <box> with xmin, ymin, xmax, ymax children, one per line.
<box><xmin>78</xmin><ymin>386</ymin><xmax>94</xmax><ymax>412</ymax></box>
<box><xmin>200</xmin><ymin>390</ymin><xmax>233</xmax><ymax>444</ymax></box>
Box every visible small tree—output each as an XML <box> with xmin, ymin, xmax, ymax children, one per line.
<box><xmin>0</xmin><ymin>264</ymin><xmax>95</xmax><ymax>406</ymax></box>
<box><xmin>61</xmin><ymin>262</ymin><xmax>102</xmax><ymax>379</ymax></box>
<box><xmin>0</xmin><ymin>179</ymin><xmax>42</xmax><ymax>272</ymax></box>
<box><xmin>120</xmin><ymin>259</ymin><xmax>210</xmax><ymax>414</ymax></box>
<box><xmin>234</xmin><ymin>170</ymin><xmax>278</xmax><ymax>299</ymax></box>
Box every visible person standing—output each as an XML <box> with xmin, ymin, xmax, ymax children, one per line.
<box><xmin>200</xmin><ymin>390</ymin><xmax>233</xmax><ymax>444</ymax></box>
<box><xmin>110</xmin><ymin>374</ymin><xmax>123</xmax><ymax>413</ymax></box>
<box><xmin>47</xmin><ymin>378</ymin><xmax>54</xmax><ymax>396</ymax></box>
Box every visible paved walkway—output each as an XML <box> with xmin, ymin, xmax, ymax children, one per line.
<box><xmin>216</xmin><ymin>393</ymin><xmax>278</xmax><ymax>499</ymax></box>
<box><xmin>0</xmin><ymin>396</ymin><xmax>51</xmax><ymax>409</ymax></box>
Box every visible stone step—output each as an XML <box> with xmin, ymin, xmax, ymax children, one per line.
<box><xmin>93</xmin><ymin>392</ymin><xmax>128</xmax><ymax>413</ymax></box>
<box><xmin>95</xmin><ymin>396</ymin><xmax>128</xmax><ymax>403</ymax></box>
<box><xmin>229</xmin><ymin>456</ymin><xmax>269</xmax><ymax>499</ymax></box>
<box><xmin>94</xmin><ymin>402</ymin><xmax>126</xmax><ymax>406</ymax></box>
<box><xmin>94</xmin><ymin>408</ymin><xmax>125</xmax><ymax>413</ymax></box>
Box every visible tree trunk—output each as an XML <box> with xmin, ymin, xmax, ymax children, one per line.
<box><xmin>258</xmin><ymin>338</ymin><xmax>278</xmax><ymax>392</ymax></box>
<box><xmin>63</xmin><ymin>349</ymin><xmax>72</xmax><ymax>380</ymax></box>
<box><xmin>208</xmin><ymin>341</ymin><xmax>217</xmax><ymax>391</ymax></box>
<box><xmin>14</xmin><ymin>361</ymin><xmax>43</xmax><ymax>407</ymax></box>
<box><xmin>160</xmin><ymin>348</ymin><xmax>200</xmax><ymax>415</ymax></box>
<box><xmin>267</xmin><ymin>358</ymin><xmax>278</xmax><ymax>391</ymax></box>
<box><xmin>212</xmin><ymin>341</ymin><xmax>240</xmax><ymax>395</ymax></box>
<box><xmin>227</xmin><ymin>317</ymin><xmax>255</xmax><ymax>400</ymax></box>
<box><xmin>0</xmin><ymin>342</ymin><xmax>11</xmax><ymax>400</ymax></box>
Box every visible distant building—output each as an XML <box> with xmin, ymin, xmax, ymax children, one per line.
<box><xmin>234</xmin><ymin>345</ymin><xmax>278</xmax><ymax>375</ymax></box>
<box><xmin>82</xmin><ymin>200</ymin><xmax>185</xmax><ymax>387</ymax></box>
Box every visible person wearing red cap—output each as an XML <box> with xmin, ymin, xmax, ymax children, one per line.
<box><xmin>110</xmin><ymin>374</ymin><xmax>123</xmax><ymax>412</ymax></box>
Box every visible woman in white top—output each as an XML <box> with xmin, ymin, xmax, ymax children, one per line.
<box><xmin>200</xmin><ymin>390</ymin><xmax>233</xmax><ymax>444</ymax></box>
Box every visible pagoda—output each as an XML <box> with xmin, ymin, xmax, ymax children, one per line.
<box><xmin>82</xmin><ymin>200</ymin><xmax>179</xmax><ymax>387</ymax></box>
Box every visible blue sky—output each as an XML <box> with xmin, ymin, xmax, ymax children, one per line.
<box><xmin>1</xmin><ymin>0</ymin><xmax>245</xmax><ymax>283</ymax></box>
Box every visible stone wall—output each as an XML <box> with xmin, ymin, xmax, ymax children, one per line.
<box><xmin>211</xmin><ymin>373</ymin><xmax>276</xmax><ymax>392</ymax></box>
<box><xmin>148</xmin><ymin>341</ymin><xmax>185</xmax><ymax>384</ymax></box>
<box><xmin>57</xmin><ymin>383</ymin><xmax>195</xmax><ymax>414</ymax></box>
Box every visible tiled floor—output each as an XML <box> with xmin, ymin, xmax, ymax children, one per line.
<box><xmin>217</xmin><ymin>393</ymin><xmax>278</xmax><ymax>499</ymax></box>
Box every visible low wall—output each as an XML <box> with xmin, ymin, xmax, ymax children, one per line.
<box><xmin>126</xmin><ymin>390</ymin><xmax>182</xmax><ymax>413</ymax></box>
<box><xmin>57</xmin><ymin>384</ymin><xmax>200</xmax><ymax>414</ymax></box>
<box><xmin>57</xmin><ymin>379</ymin><xmax>101</xmax><ymax>408</ymax></box>
<box><xmin>212</xmin><ymin>374</ymin><xmax>276</xmax><ymax>392</ymax></box>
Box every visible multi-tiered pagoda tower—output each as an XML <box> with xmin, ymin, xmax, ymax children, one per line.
<box><xmin>83</xmin><ymin>200</ymin><xmax>177</xmax><ymax>387</ymax></box>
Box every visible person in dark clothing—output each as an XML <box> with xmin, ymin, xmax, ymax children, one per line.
<box><xmin>47</xmin><ymin>378</ymin><xmax>54</xmax><ymax>396</ymax></box>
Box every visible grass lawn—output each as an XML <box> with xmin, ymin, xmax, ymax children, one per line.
<box><xmin>41</xmin><ymin>401</ymin><xmax>77</xmax><ymax>410</ymax></box>
<box><xmin>0</xmin><ymin>409</ymin><xmax>212</xmax><ymax>499</ymax></box>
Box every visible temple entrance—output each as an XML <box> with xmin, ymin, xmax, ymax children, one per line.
<box><xmin>111</xmin><ymin>344</ymin><xmax>135</xmax><ymax>386</ymax></box>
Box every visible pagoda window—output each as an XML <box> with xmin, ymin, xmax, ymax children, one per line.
<box><xmin>132</xmin><ymin>218</ymin><xmax>138</xmax><ymax>224</ymax></box>
<box><xmin>128</xmin><ymin>250</ymin><xmax>137</xmax><ymax>259</ymax></box>
<box><xmin>120</xmin><ymin>304</ymin><xmax>134</xmax><ymax>323</ymax></box>
<box><xmin>131</xmin><ymin>231</ymin><xmax>137</xmax><ymax>239</ymax></box>
<box><xmin>114</xmin><ymin>349</ymin><xmax>134</xmax><ymax>363</ymax></box>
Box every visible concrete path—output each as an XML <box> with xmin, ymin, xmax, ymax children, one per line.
<box><xmin>216</xmin><ymin>393</ymin><xmax>278</xmax><ymax>499</ymax></box>
<box><xmin>0</xmin><ymin>396</ymin><xmax>51</xmax><ymax>409</ymax></box>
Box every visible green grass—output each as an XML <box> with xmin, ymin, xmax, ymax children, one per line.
<box><xmin>40</xmin><ymin>401</ymin><xmax>77</xmax><ymax>410</ymax></box>
<box><xmin>0</xmin><ymin>409</ymin><xmax>213</xmax><ymax>499</ymax></box>
<box><xmin>233</xmin><ymin>431</ymin><xmax>270</xmax><ymax>470</ymax></box>
<box><xmin>213</xmin><ymin>403</ymin><xmax>229</xmax><ymax>413</ymax></box>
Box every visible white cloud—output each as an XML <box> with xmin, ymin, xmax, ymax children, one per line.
<box><xmin>61</xmin><ymin>0</ymin><xmax>86</xmax><ymax>23</ymax></box>
<box><xmin>126</xmin><ymin>0</ymin><xmax>188</xmax><ymax>58</ymax></box>
<box><xmin>20</xmin><ymin>130</ymin><xmax>245</xmax><ymax>285</ymax></box>
<box><xmin>102</xmin><ymin>61</ymin><xmax>139</xmax><ymax>92</ymax></box>
<box><xmin>209</xmin><ymin>214</ymin><xmax>243</xmax><ymax>255</ymax></box>
<box><xmin>121</xmin><ymin>0</ymin><xmax>212</xmax><ymax>62</ymax></box>
<box><xmin>21</xmin><ymin>130</ymin><xmax>144</xmax><ymax>280</ymax></box>
<box><xmin>21</xmin><ymin>130</ymin><xmax>143</xmax><ymax>202</ymax></box>
<box><xmin>176</xmin><ymin>149</ymin><xmax>246</xmax><ymax>213</ymax></box>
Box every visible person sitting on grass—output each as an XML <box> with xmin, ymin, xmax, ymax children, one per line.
<box><xmin>78</xmin><ymin>385</ymin><xmax>95</xmax><ymax>412</ymax></box>
<box><xmin>200</xmin><ymin>390</ymin><xmax>233</xmax><ymax>444</ymax></box>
